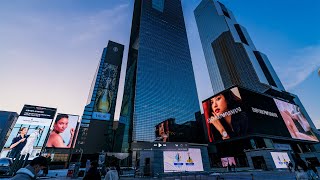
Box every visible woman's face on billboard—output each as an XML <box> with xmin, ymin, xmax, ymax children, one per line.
<box><xmin>54</xmin><ymin>117</ymin><xmax>69</xmax><ymax>133</ymax></box>
<box><xmin>211</xmin><ymin>94</ymin><xmax>228</xmax><ymax>117</ymax></box>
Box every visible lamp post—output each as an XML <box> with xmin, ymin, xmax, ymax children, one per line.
<box><xmin>78</xmin><ymin>148</ymin><xmax>83</xmax><ymax>163</ymax></box>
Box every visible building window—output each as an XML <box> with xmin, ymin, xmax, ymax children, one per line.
<box><xmin>152</xmin><ymin>0</ymin><xmax>165</xmax><ymax>12</ymax></box>
<box><xmin>254</xmin><ymin>51</ymin><xmax>277</xmax><ymax>87</ymax></box>
<box><xmin>218</xmin><ymin>2</ymin><xmax>230</xmax><ymax>18</ymax></box>
<box><xmin>234</xmin><ymin>24</ymin><xmax>249</xmax><ymax>45</ymax></box>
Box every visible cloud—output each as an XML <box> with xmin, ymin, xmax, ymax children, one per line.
<box><xmin>277</xmin><ymin>45</ymin><xmax>320</xmax><ymax>90</ymax></box>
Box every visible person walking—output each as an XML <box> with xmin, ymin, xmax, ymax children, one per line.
<box><xmin>11</xmin><ymin>156</ymin><xmax>48</xmax><ymax>180</ymax></box>
<box><xmin>105</xmin><ymin>161</ymin><xmax>119</xmax><ymax>180</ymax></box>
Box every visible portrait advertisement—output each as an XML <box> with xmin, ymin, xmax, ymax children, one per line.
<box><xmin>0</xmin><ymin>105</ymin><xmax>56</xmax><ymax>160</ymax></box>
<box><xmin>155</xmin><ymin>120</ymin><xmax>170</xmax><ymax>142</ymax></box>
<box><xmin>203</xmin><ymin>87</ymin><xmax>249</xmax><ymax>142</ymax></box>
<box><xmin>46</xmin><ymin>114</ymin><xmax>79</xmax><ymax>148</ymax></box>
<box><xmin>274</xmin><ymin>99</ymin><xmax>318</xmax><ymax>142</ymax></box>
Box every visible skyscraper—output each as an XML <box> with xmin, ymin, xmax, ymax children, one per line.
<box><xmin>195</xmin><ymin>0</ymin><xmax>319</xmax><ymax>169</ymax></box>
<box><xmin>0</xmin><ymin>111</ymin><xmax>18</xmax><ymax>150</ymax></box>
<box><xmin>76</xmin><ymin>41</ymin><xmax>124</xmax><ymax>155</ymax></box>
<box><xmin>118</xmin><ymin>0</ymin><xmax>211</xmax><ymax>173</ymax></box>
<box><xmin>120</xmin><ymin>0</ymin><xmax>200</xmax><ymax>150</ymax></box>
<box><xmin>194</xmin><ymin>0</ymin><xmax>285</xmax><ymax>95</ymax></box>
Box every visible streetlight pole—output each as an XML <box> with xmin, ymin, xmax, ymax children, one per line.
<box><xmin>79</xmin><ymin>148</ymin><xmax>83</xmax><ymax>163</ymax></box>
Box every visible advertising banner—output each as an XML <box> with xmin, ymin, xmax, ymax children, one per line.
<box><xmin>0</xmin><ymin>105</ymin><xmax>56</xmax><ymax>159</ymax></box>
<box><xmin>163</xmin><ymin>148</ymin><xmax>204</xmax><ymax>172</ymax></box>
<box><xmin>270</xmin><ymin>152</ymin><xmax>290</xmax><ymax>168</ymax></box>
<box><xmin>92</xmin><ymin>63</ymin><xmax>119</xmax><ymax>120</ymax></box>
<box><xmin>221</xmin><ymin>157</ymin><xmax>236</xmax><ymax>167</ymax></box>
<box><xmin>274</xmin><ymin>99</ymin><xmax>318</xmax><ymax>142</ymax></box>
<box><xmin>202</xmin><ymin>86</ymin><xmax>315</xmax><ymax>142</ymax></box>
<box><xmin>46</xmin><ymin>114</ymin><xmax>79</xmax><ymax>148</ymax></box>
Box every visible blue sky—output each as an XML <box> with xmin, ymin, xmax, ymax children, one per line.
<box><xmin>0</xmin><ymin>0</ymin><xmax>319</xmax><ymax>127</ymax></box>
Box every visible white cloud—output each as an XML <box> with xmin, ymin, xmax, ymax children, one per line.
<box><xmin>276</xmin><ymin>45</ymin><xmax>320</xmax><ymax>90</ymax></box>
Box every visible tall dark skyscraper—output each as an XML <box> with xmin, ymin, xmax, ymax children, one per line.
<box><xmin>195</xmin><ymin>0</ymin><xmax>319</xmax><ymax>170</ymax></box>
<box><xmin>0</xmin><ymin>111</ymin><xmax>18</xmax><ymax>150</ymax></box>
<box><xmin>76</xmin><ymin>41</ymin><xmax>124</xmax><ymax>154</ymax></box>
<box><xmin>194</xmin><ymin>0</ymin><xmax>285</xmax><ymax>95</ymax></box>
<box><xmin>120</xmin><ymin>0</ymin><xmax>201</xmax><ymax>151</ymax></box>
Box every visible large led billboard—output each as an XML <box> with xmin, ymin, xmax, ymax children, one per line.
<box><xmin>0</xmin><ymin>105</ymin><xmax>56</xmax><ymax>159</ymax></box>
<box><xmin>92</xmin><ymin>63</ymin><xmax>119</xmax><ymax>120</ymax></box>
<box><xmin>46</xmin><ymin>114</ymin><xmax>79</xmax><ymax>148</ymax></box>
<box><xmin>163</xmin><ymin>148</ymin><xmax>204</xmax><ymax>172</ymax></box>
<box><xmin>202</xmin><ymin>86</ymin><xmax>317</xmax><ymax>142</ymax></box>
<box><xmin>270</xmin><ymin>152</ymin><xmax>290</xmax><ymax>168</ymax></box>
<box><xmin>203</xmin><ymin>87</ymin><xmax>251</xmax><ymax>142</ymax></box>
<box><xmin>155</xmin><ymin>119</ymin><xmax>172</xmax><ymax>142</ymax></box>
<box><xmin>274</xmin><ymin>99</ymin><xmax>318</xmax><ymax>142</ymax></box>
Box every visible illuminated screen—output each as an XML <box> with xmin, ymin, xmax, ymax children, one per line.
<box><xmin>155</xmin><ymin>119</ymin><xmax>171</xmax><ymax>142</ymax></box>
<box><xmin>202</xmin><ymin>86</ymin><xmax>308</xmax><ymax>142</ymax></box>
<box><xmin>92</xmin><ymin>63</ymin><xmax>119</xmax><ymax>120</ymax></box>
<box><xmin>274</xmin><ymin>99</ymin><xmax>318</xmax><ymax>142</ymax></box>
<box><xmin>270</xmin><ymin>152</ymin><xmax>290</xmax><ymax>168</ymax></box>
<box><xmin>202</xmin><ymin>87</ymin><xmax>250</xmax><ymax>142</ymax></box>
<box><xmin>0</xmin><ymin>105</ymin><xmax>56</xmax><ymax>160</ymax></box>
<box><xmin>163</xmin><ymin>148</ymin><xmax>204</xmax><ymax>172</ymax></box>
<box><xmin>221</xmin><ymin>157</ymin><xmax>236</xmax><ymax>167</ymax></box>
<box><xmin>46</xmin><ymin>114</ymin><xmax>79</xmax><ymax>148</ymax></box>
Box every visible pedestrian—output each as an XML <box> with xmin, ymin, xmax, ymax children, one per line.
<box><xmin>307</xmin><ymin>160</ymin><xmax>318</xmax><ymax>179</ymax></box>
<box><xmin>231</xmin><ymin>163</ymin><xmax>236</xmax><ymax>172</ymax></box>
<box><xmin>83</xmin><ymin>161</ymin><xmax>101</xmax><ymax>180</ymax></box>
<box><xmin>288</xmin><ymin>161</ymin><xmax>293</xmax><ymax>172</ymax></box>
<box><xmin>105</xmin><ymin>161</ymin><xmax>119</xmax><ymax>180</ymax></box>
<box><xmin>296</xmin><ymin>164</ymin><xmax>309</xmax><ymax>180</ymax></box>
<box><xmin>11</xmin><ymin>156</ymin><xmax>48</xmax><ymax>180</ymax></box>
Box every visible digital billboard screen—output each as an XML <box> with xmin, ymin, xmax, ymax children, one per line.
<box><xmin>155</xmin><ymin>119</ymin><xmax>171</xmax><ymax>142</ymax></box>
<box><xmin>46</xmin><ymin>114</ymin><xmax>79</xmax><ymax>148</ymax></box>
<box><xmin>92</xmin><ymin>63</ymin><xmax>119</xmax><ymax>120</ymax></box>
<box><xmin>203</xmin><ymin>87</ymin><xmax>251</xmax><ymax>142</ymax></box>
<box><xmin>274</xmin><ymin>99</ymin><xmax>318</xmax><ymax>142</ymax></box>
<box><xmin>0</xmin><ymin>105</ymin><xmax>56</xmax><ymax>159</ymax></box>
<box><xmin>163</xmin><ymin>148</ymin><xmax>204</xmax><ymax>172</ymax></box>
<box><xmin>270</xmin><ymin>152</ymin><xmax>290</xmax><ymax>168</ymax></box>
<box><xmin>202</xmin><ymin>86</ymin><xmax>314</xmax><ymax>142</ymax></box>
<box><xmin>221</xmin><ymin>157</ymin><xmax>236</xmax><ymax>167</ymax></box>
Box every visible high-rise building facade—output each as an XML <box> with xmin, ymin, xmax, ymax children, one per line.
<box><xmin>194</xmin><ymin>0</ymin><xmax>285</xmax><ymax>95</ymax></box>
<box><xmin>76</xmin><ymin>41</ymin><xmax>124</xmax><ymax>155</ymax></box>
<box><xmin>0</xmin><ymin>111</ymin><xmax>18</xmax><ymax>150</ymax></box>
<box><xmin>120</xmin><ymin>0</ymin><xmax>201</xmax><ymax>152</ymax></box>
<box><xmin>195</xmin><ymin>0</ymin><xmax>320</xmax><ymax>169</ymax></box>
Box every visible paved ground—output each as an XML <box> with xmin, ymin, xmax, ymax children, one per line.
<box><xmin>1</xmin><ymin>169</ymin><xmax>302</xmax><ymax>180</ymax></box>
<box><xmin>0</xmin><ymin>170</ymin><xmax>300</xmax><ymax>179</ymax></box>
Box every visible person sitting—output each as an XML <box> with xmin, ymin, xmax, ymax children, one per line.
<box><xmin>11</xmin><ymin>156</ymin><xmax>48</xmax><ymax>180</ymax></box>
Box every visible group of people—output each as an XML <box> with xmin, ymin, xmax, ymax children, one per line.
<box><xmin>83</xmin><ymin>160</ymin><xmax>120</xmax><ymax>180</ymax></box>
<box><xmin>288</xmin><ymin>159</ymin><xmax>319</xmax><ymax>179</ymax></box>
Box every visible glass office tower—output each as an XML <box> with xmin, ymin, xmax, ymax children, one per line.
<box><xmin>195</xmin><ymin>0</ymin><xmax>320</xmax><ymax>169</ymax></box>
<box><xmin>76</xmin><ymin>41</ymin><xmax>124</xmax><ymax>155</ymax></box>
<box><xmin>194</xmin><ymin>0</ymin><xmax>285</xmax><ymax>95</ymax></box>
<box><xmin>120</xmin><ymin>0</ymin><xmax>201</xmax><ymax>152</ymax></box>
